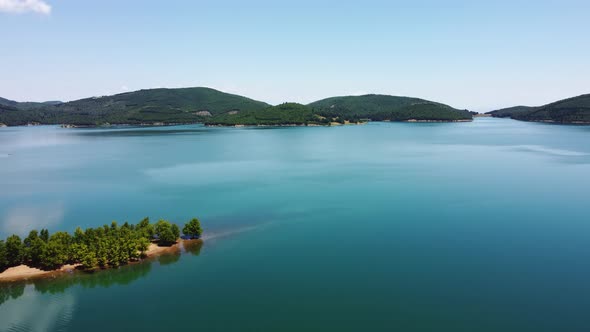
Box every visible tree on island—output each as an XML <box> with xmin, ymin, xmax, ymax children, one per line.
<box><xmin>155</xmin><ymin>220</ymin><xmax>178</xmax><ymax>245</ymax></box>
<box><xmin>5</xmin><ymin>235</ymin><xmax>23</xmax><ymax>267</ymax></box>
<box><xmin>171</xmin><ymin>224</ymin><xmax>181</xmax><ymax>239</ymax></box>
<box><xmin>183</xmin><ymin>218</ymin><xmax>203</xmax><ymax>239</ymax></box>
<box><xmin>0</xmin><ymin>216</ymin><xmax>201</xmax><ymax>272</ymax></box>
<box><xmin>0</xmin><ymin>240</ymin><xmax>7</xmax><ymax>272</ymax></box>
<box><xmin>40</xmin><ymin>229</ymin><xmax>49</xmax><ymax>242</ymax></box>
<box><xmin>137</xmin><ymin>217</ymin><xmax>155</xmax><ymax>240</ymax></box>
<box><xmin>23</xmin><ymin>230</ymin><xmax>46</xmax><ymax>266</ymax></box>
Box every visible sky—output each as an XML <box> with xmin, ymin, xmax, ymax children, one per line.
<box><xmin>1</xmin><ymin>0</ymin><xmax>589</xmax><ymax>112</ymax></box>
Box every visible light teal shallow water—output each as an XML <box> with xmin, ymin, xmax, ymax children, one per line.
<box><xmin>1</xmin><ymin>118</ymin><xmax>590</xmax><ymax>331</ymax></box>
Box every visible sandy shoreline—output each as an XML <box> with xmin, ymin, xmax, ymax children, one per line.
<box><xmin>0</xmin><ymin>264</ymin><xmax>80</xmax><ymax>282</ymax></box>
<box><xmin>0</xmin><ymin>239</ymin><xmax>195</xmax><ymax>283</ymax></box>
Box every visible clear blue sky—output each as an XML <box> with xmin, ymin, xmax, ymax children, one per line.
<box><xmin>1</xmin><ymin>0</ymin><xmax>589</xmax><ymax>111</ymax></box>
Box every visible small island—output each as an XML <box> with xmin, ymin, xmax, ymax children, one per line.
<box><xmin>0</xmin><ymin>217</ymin><xmax>203</xmax><ymax>282</ymax></box>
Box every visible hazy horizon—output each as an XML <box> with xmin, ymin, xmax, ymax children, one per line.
<box><xmin>2</xmin><ymin>0</ymin><xmax>589</xmax><ymax>112</ymax></box>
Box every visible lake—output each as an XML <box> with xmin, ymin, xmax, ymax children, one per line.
<box><xmin>1</xmin><ymin>118</ymin><xmax>590</xmax><ymax>331</ymax></box>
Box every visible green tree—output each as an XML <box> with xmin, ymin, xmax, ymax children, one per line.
<box><xmin>137</xmin><ymin>217</ymin><xmax>154</xmax><ymax>239</ymax></box>
<box><xmin>136</xmin><ymin>237</ymin><xmax>150</xmax><ymax>257</ymax></box>
<box><xmin>96</xmin><ymin>239</ymin><xmax>109</xmax><ymax>267</ymax></box>
<box><xmin>0</xmin><ymin>240</ymin><xmax>7</xmax><ymax>271</ymax></box>
<box><xmin>79</xmin><ymin>245</ymin><xmax>98</xmax><ymax>269</ymax></box>
<box><xmin>73</xmin><ymin>227</ymin><xmax>85</xmax><ymax>244</ymax></box>
<box><xmin>23</xmin><ymin>230</ymin><xmax>38</xmax><ymax>261</ymax></box>
<box><xmin>182</xmin><ymin>218</ymin><xmax>203</xmax><ymax>239</ymax></box>
<box><xmin>29</xmin><ymin>242</ymin><xmax>46</xmax><ymax>266</ymax></box>
<box><xmin>36</xmin><ymin>231</ymin><xmax>74</xmax><ymax>269</ymax></box>
<box><xmin>41</xmin><ymin>241</ymin><xmax>68</xmax><ymax>269</ymax></box>
<box><xmin>39</xmin><ymin>229</ymin><xmax>49</xmax><ymax>242</ymax></box>
<box><xmin>155</xmin><ymin>220</ymin><xmax>177</xmax><ymax>245</ymax></box>
<box><xmin>171</xmin><ymin>224</ymin><xmax>180</xmax><ymax>239</ymax></box>
<box><xmin>5</xmin><ymin>235</ymin><xmax>23</xmax><ymax>267</ymax></box>
<box><xmin>23</xmin><ymin>230</ymin><xmax>47</xmax><ymax>266</ymax></box>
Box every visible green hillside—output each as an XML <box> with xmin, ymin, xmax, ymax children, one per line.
<box><xmin>0</xmin><ymin>104</ymin><xmax>50</xmax><ymax>125</ymax></box>
<box><xmin>0</xmin><ymin>87</ymin><xmax>269</xmax><ymax>126</ymax></box>
<box><xmin>308</xmin><ymin>94</ymin><xmax>472</xmax><ymax>121</ymax></box>
<box><xmin>487</xmin><ymin>94</ymin><xmax>590</xmax><ymax>124</ymax></box>
<box><xmin>513</xmin><ymin>94</ymin><xmax>590</xmax><ymax>123</ymax></box>
<box><xmin>0</xmin><ymin>97</ymin><xmax>18</xmax><ymax>107</ymax></box>
<box><xmin>1</xmin><ymin>90</ymin><xmax>477</xmax><ymax>127</ymax></box>
<box><xmin>205</xmin><ymin>103</ymin><xmax>328</xmax><ymax>126</ymax></box>
<box><xmin>486</xmin><ymin>106</ymin><xmax>539</xmax><ymax>118</ymax></box>
<box><xmin>0</xmin><ymin>97</ymin><xmax>62</xmax><ymax>110</ymax></box>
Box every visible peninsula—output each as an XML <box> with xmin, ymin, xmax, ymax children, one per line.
<box><xmin>0</xmin><ymin>217</ymin><xmax>203</xmax><ymax>282</ymax></box>
<box><xmin>487</xmin><ymin>94</ymin><xmax>590</xmax><ymax>124</ymax></box>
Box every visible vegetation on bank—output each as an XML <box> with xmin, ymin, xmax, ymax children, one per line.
<box><xmin>204</xmin><ymin>103</ymin><xmax>333</xmax><ymax>126</ymax></box>
<box><xmin>487</xmin><ymin>94</ymin><xmax>590</xmax><ymax>123</ymax></box>
<box><xmin>1</xmin><ymin>239</ymin><xmax>204</xmax><ymax>305</ymax></box>
<box><xmin>0</xmin><ymin>217</ymin><xmax>202</xmax><ymax>272</ymax></box>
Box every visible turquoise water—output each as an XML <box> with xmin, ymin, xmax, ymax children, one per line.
<box><xmin>1</xmin><ymin>118</ymin><xmax>590</xmax><ymax>331</ymax></box>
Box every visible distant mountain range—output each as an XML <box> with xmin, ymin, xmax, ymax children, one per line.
<box><xmin>0</xmin><ymin>87</ymin><xmax>473</xmax><ymax>126</ymax></box>
<box><xmin>488</xmin><ymin>94</ymin><xmax>590</xmax><ymax>124</ymax></box>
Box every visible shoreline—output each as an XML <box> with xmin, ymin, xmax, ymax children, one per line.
<box><xmin>521</xmin><ymin>119</ymin><xmax>590</xmax><ymax>125</ymax></box>
<box><xmin>403</xmin><ymin>119</ymin><xmax>472</xmax><ymax>123</ymax></box>
<box><xmin>489</xmin><ymin>116</ymin><xmax>590</xmax><ymax>125</ymax></box>
<box><xmin>0</xmin><ymin>239</ymin><xmax>199</xmax><ymax>283</ymax></box>
<box><xmin>204</xmin><ymin>119</ymin><xmax>472</xmax><ymax>127</ymax></box>
<box><xmin>1</xmin><ymin>119</ymin><xmax>478</xmax><ymax>129</ymax></box>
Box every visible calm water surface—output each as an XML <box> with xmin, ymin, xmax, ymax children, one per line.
<box><xmin>1</xmin><ymin>118</ymin><xmax>589</xmax><ymax>331</ymax></box>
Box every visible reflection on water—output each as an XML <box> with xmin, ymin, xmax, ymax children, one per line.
<box><xmin>0</xmin><ymin>283</ymin><xmax>24</xmax><ymax>306</ymax></box>
<box><xmin>0</xmin><ymin>284</ymin><xmax>76</xmax><ymax>332</ymax></box>
<box><xmin>70</xmin><ymin>127</ymin><xmax>214</xmax><ymax>137</ymax></box>
<box><xmin>0</xmin><ymin>241</ymin><xmax>203</xmax><ymax>305</ymax></box>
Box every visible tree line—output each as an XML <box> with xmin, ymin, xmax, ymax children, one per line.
<box><xmin>0</xmin><ymin>217</ymin><xmax>202</xmax><ymax>272</ymax></box>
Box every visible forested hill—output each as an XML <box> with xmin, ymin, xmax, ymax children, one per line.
<box><xmin>0</xmin><ymin>97</ymin><xmax>62</xmax><ymax>110</ymax></box>
<box><xmin>205</xmin><ymin>103</ymin><xmax>328</xmax><ymax>126</ymax></box>
<box><xmin>487</xmin><ymin>94</ymin><xmax>590</xmax><ymax>124</ymax></box>
<box><xmin>1</xmin><ymin>89</ymin><xmax>475</xmax><ymax>127</ymax></box>
<box><xmin>308</xmin><ymin>94</ymin><xmax>473</xmax><ymax>121</ymax></box>
<box><xmin>486</xmin><ymin>106</ymin><xmax>539</xmax><ymax>118</ymax></box>
<box><xmin>0</xmin><ymin>97</ymin><xmax>17</xmax><ymax>107</ymax></box>
<box><xmin>0</xmin><ymin>87</ymin><xmax>270</xmax><ymax>126</ymax></box>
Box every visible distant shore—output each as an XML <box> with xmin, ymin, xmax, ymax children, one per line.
<box><xmin>0</xmin><ymin>119</ymin><xmax>479</xmax><ymax>128</ymax></box>
<box><xmin>204</xmin><ymin>119</ymin><xmax>474</xmax><ymax>127</ymax></box>
<box><xmin>204</xmin><ymin>121</ymin><xmax>368</xmax><ymax>128</ymax></box>
<box><xmin>60</xmin><ymin>122</ymin><xmax>195</xmax><ymax>128</ymax></box>
<box><xmin>522</xmin><ymin>119</ymin><xmax>590</xmax><ymax>125</ymax></box>
<box><xmin>403</xmin><ymin>119</ymin><xmax>472</xmax><ymax>123</ymax></box>
<box><xmin>0</xmin><ymin>239</ymin><xmax>199</xmax><ymax>283</ymax></box>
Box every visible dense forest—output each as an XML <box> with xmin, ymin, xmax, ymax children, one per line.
<box><xmin>486</xmin><ymin>105</ymin><xmax>540</xmax><ymax>118</ymax></box>
<box><xmin>487</xmin><ymin>94</ymin><xmax>590</xmax><ymax>123</ymax></box>
<box><xmin>204</xmin><ymin>103</ymin><xmax>332</xmax><ymax>126</ymax></box>
<box><xmin>0</xmin><ymin>87</ymin><xmax>269</xmax><ymax>126</ymax></box>
<box><xmin>309</xmin><ymin>94</ymin><xmax>473</xmax><ymax>121</ymax></box>
<box><xmin>0</xmin><ymin>217</ymin><xmax>202</xmax><ymax>272</ymax></box>
<box><xmin>0</xmin><ymin>88</ymin><xmax>475</xmax><ymax>127</ymax></box>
